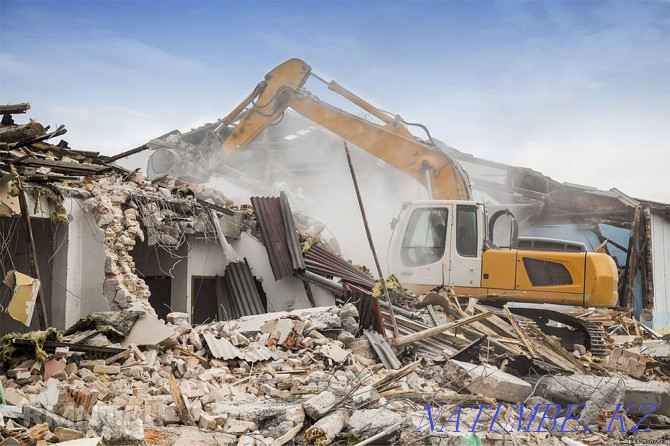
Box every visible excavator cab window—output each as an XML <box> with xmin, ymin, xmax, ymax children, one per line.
<box><xmin>401</xmin><ymin>207</ymin><xmax>448</xmax><ymax>267</ymax></box>
<box><xmin>456</xmin><ymin>205</ymin><xmax>478</xmax><ymax>257</ymax></box>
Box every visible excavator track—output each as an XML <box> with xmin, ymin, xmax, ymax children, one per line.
<box><xmin>505</xmin><ymin>307</ymin><xmax>609</xmax><ymax>358</ymax></box>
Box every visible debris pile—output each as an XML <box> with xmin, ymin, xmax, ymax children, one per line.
<box><xmin>1</xmin><ymin>293</ymin><xmax>669</xmax><ymax>445</ymax></box>
<box><xmin>2</xmin><ymin>106</ymin><xmax>670</xmax><ymax>445</ymax></box>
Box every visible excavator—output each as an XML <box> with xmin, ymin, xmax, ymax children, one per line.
<box><xmin>151</xmin><ymin>58</ymin><xmax>619</xmax><ymax>311</ymax></box>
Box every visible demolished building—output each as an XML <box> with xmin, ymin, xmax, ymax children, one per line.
<box><xmin>0</xmin><ymin>104</ymin><xmax>339</xmax><ymax>337</ymax></box>
<box><xmin>2</xmin><ymin>102</ymin><xmax>670</xmax><ymax>446</ymax></box>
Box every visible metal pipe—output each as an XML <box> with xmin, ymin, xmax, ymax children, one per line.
<box><xmin>378</xmin><ymin>299</ymin><xmax>415</xmax><ymax>319</ymax></box>
<box><xmin>343</xmin><ymin>141</ymin><xmax>400</xmax><ymax>339</ymax></box>
<box><xmin>310</xmin><ymin>71</ymin><xmax>395</xmax><ymax>126</ymax></box>
<box><xmin>300</xmin><ymin>271</ymin><xmax>343</xmax><ymax>294</ymax></box>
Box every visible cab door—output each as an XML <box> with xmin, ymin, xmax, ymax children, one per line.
<box><xmin>388</xmin><ymin>202</ymin><xmax>452</xmax><ymax>288</ymax></box>
<box><xmin>447</xmin><ymin>204</ymin><xmax>483</xmax><ymax>288</ymax></box>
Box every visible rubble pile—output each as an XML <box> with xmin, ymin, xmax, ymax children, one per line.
<box><xmin>1</xmin><ymin>296</ymin><xmax>669</xmax><ymax>445</ymax></box>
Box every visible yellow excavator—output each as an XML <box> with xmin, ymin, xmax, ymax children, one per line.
<box><xmin>209</xmin><ymin>58</ymin><xmax>618</xmax><ymax>308</ymax></box>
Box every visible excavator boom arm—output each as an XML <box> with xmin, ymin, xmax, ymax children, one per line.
<box><xmin>220</xmin><ymin>58</ymin><xmax>471</xmax><ymax>201</ymax></box>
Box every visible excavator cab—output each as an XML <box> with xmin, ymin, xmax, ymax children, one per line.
<box><xmin>388</xmin><ymin>201</ymin><xmax>485</xmax><ymax>294</ymax></box>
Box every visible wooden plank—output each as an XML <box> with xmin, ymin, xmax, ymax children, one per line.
<box><xmin>104</xmin><ymin>349</ymin><xmax>132</xmax><ymax>365</ymax></box>
<box><xmin>527</xmin><ymin>324</ymin><xmax>586</xmax><ymax>374</ymax></box>
<box><xmin>503</xmin><ymin>306</ymin><xmax>540</xmax><ymax>358</ymax></box>
<box><xmin>381</xmin><ymin>312</ymin><xmax>468</xmax><ymax>348</ymax></box>
<box><xmin>17</xmin><ymin>189</ymin><xmax>48</xmax><ymax>329</ymax></box>
<box><xmin>15</xmin><ymin>156</ymin><xmax>110</xmax><ymax>173</ymax></box>
<box><xmin>0</xmin><ymin>103</ymin><xmax>30</xmax><ymax>114</ymax></box>
<box><xmin>168</xmin><ymin>374</ymin><xmax>194</xmax><ymax>426</ymax></box>
<box><xmin>372</xmin><ymin>359</ymin><xmax>422</xmax><ymax>390</ymax></box>
<box><xmin>473</xmin><ymin>304</ymin><xmax>518</xmax><ymax>339</ymax></box>
<box><xmin>393</xmin><ymin>311</ymin><xmax>494</xmax><ymax>347</ymax></box>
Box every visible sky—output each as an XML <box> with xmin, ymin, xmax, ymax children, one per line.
<box><xmin>1</xmin><ymin>0</ymin><xmax>669</xmax><ymax>202</ymax></box>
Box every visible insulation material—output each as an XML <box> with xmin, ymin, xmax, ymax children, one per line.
<box><xmin>3</xmin><ymin>270</ymin><xmax>40</xmax><ymax>326</ymax></box>
<box><xmin>0</xmin><ymin>173</ymin><xmax>20</xmax><ymax>216</ymax></box>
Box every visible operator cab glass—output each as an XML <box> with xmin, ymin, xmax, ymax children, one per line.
<box><xmin>401</xmin><ymin>207</ymin><xmax>448</xmax><ymax>266</ymax></box>
<box><xmin>456</xmin><ymin>205</ymin><xmax>477</xmax><ymax>257</ymax></box>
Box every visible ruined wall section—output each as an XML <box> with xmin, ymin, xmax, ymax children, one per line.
<box><xmin>80</xmin><ymin>176</ymin><xmax>152</xmax><ymax>314</ymax></box>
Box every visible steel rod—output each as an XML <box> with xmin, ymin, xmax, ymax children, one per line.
<box><xmin>343</xmin><ymin>141</ymin><xmax>400</xmax><ymax>339</ymax></box>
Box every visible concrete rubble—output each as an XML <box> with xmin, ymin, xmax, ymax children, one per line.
<box><xmin>1</xmin><ymin>300</ymin><xmax>669</xmax><ymax>445</ymax></box>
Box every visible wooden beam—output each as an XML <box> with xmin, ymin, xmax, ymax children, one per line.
<box><xmin>0</xmin><ymin>103</ymin><xmax>30</xmax><ymax>114</ymax></box>
<box><xmin>393</xmin><ymin>311</ymin><xmax>493</xmax><ymax>347</ymax></box>
<box><xmin>527</xmin><ymin>324</ymin><xmax>586</xmax><ymax>374</ymax></box>
<box><xmin>503</xmin><ymin>306</ymin><xmax>539</xmax><ymax>358</ymax></box>
<box><xmin>17</xmin><ymin>188</ymin><xmax>48</xmax><ymax>329</ymax></box>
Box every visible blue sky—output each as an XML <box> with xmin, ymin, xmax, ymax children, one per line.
<box><xmin>1</xmin><ymin>0</ymin><xmax>669</xmax><ymax>201</ymax></box>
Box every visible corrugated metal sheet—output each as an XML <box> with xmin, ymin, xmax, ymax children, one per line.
<box><xmin>280</xmin><ymin>191</ymin><xmax>305</xmax><ymax>272</ymax></box>
<box><xmin>216</xmin><ymin>261</ymin><xmax>265</xmax><ymax>320</ymax></box>
<box><xmin>203</xmin><ymin>333</ymin><xmax>275</xmax><ymax>362</ymax></box>
<box><xmin>250</xmin><ymin>196</ymin><xmax>294</xmax><ymax>280</ymax></box>
<box><xmin>342</xmin><ymin>284</ymin><xmax>384</xmax><ymax>334</ymax></box>
<box><xmin>203</xmin><ymin>333</ymin><xmax>240</xmax><ymax>360</ymax></box>
<box><xmin>304</xmin><ymin>244</ymin><xmax>375</xmax><ymax>288</ymax></box>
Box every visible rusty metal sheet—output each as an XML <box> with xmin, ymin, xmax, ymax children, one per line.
<box><xmin>279</xmin><ymin>191</ymin><xmax>305</xmax><ymax>272</ymax></box>
<box><xmin>303</xmin><ymin>244</ymin><xmax>374</xmax><ymax>288</ymax></box>
<box><xmin>216</xmin><ymin>261</ymin><xmax>266</xmax><ymax>321</ymax></box>
<box><xmin>250</xmin><ymin>196</ymin><xmax>294</xmax><ymax>280</ymax></box>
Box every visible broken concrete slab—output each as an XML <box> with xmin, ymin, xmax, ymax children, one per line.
<box><xmin>101</xmin><ymin>417</ymin><xmax>144</xmax><ymax>445</ymax></box>
<box><xmin>2</xmin><ymin>388</ymin><xmax>28</xmax><ymax>408</ymax></box>
<box><xmin>223</xmin><ymin>418</ymin><xmax>257</xmax><ymax>434</ymax></box>
<box><xmin>37</xmin><ymin>383</ymin><xmax>59</xmax><ymax>411</ymax></box>
<box><xmin>209</xmin><ymin>400</ymin><xmax>304</xmax><ymax>427</ymax></box>
<box><xmin>303</xmin><ymin>390</ymin><xmax>337</xmax><ymax>420</ymax></box>
<box><xmin>629</xmin><ymin>340</ymin><xmax>670</xmax><ymax>358</ymax></box>
<box><xmin>120</xmin><ymin>309</ymin><xmax>175</xmax><ymax>347</ymax></box>
<box><xmin>0</xmin><ymin>405</ymin><xmax>22</xmax><ymax>419</ymax></box>
<box><xmin>304</xmin><ymin>410</ymin><xmax>348</xmax><ymax>445</ymax></box>
<box><xmin>22</xmin><ymin>404</ymin><xmax>83</xmax><ymax>431</ymax></box>
<box><xmin>445</xmin><ymin>359</ymin><xmax>533</xmax><ymax>403</ymax></box>
<box><xmin>537</xmin><ymin>375</ymin><xmax>670</xmax><ymax>417</ymax></box>
<box><xmin>347</xmin><ymin>408</ymin><xmax>403</xmax><ymax>436</ymax></box>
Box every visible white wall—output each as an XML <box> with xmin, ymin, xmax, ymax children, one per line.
<box><xmin>651</xmin><ymin>213</ymin><xmax>670</xmax><ymax>333</ymax></box>
<box><xmin>51</xmin><ymin>197</ymin><xmax>107</xmax><ymax>330</ymax></box>
<box><xmin>184</xmin><ymin>236</ymin><xmax>230</xmax><ymax>314</ymax></box>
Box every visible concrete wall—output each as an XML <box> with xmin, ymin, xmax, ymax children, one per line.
<box><xmin>51</xmin><ymin>197</ymin><xmax>107</xmax><ymax>330</ymax></box>
<box><xmin>651</xmin><ymin>213</ymin><xmax>670</xmax><ymax>333</ymax></box>
<box><xmin>1</xmin><ymin>195</ymin><xmax>107</xmax><ymax>334</ymax></box>
<box><xmin>184</xmin><ymin>237</ymin><xmax>230</xmax><ymax>316</ymax></box>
